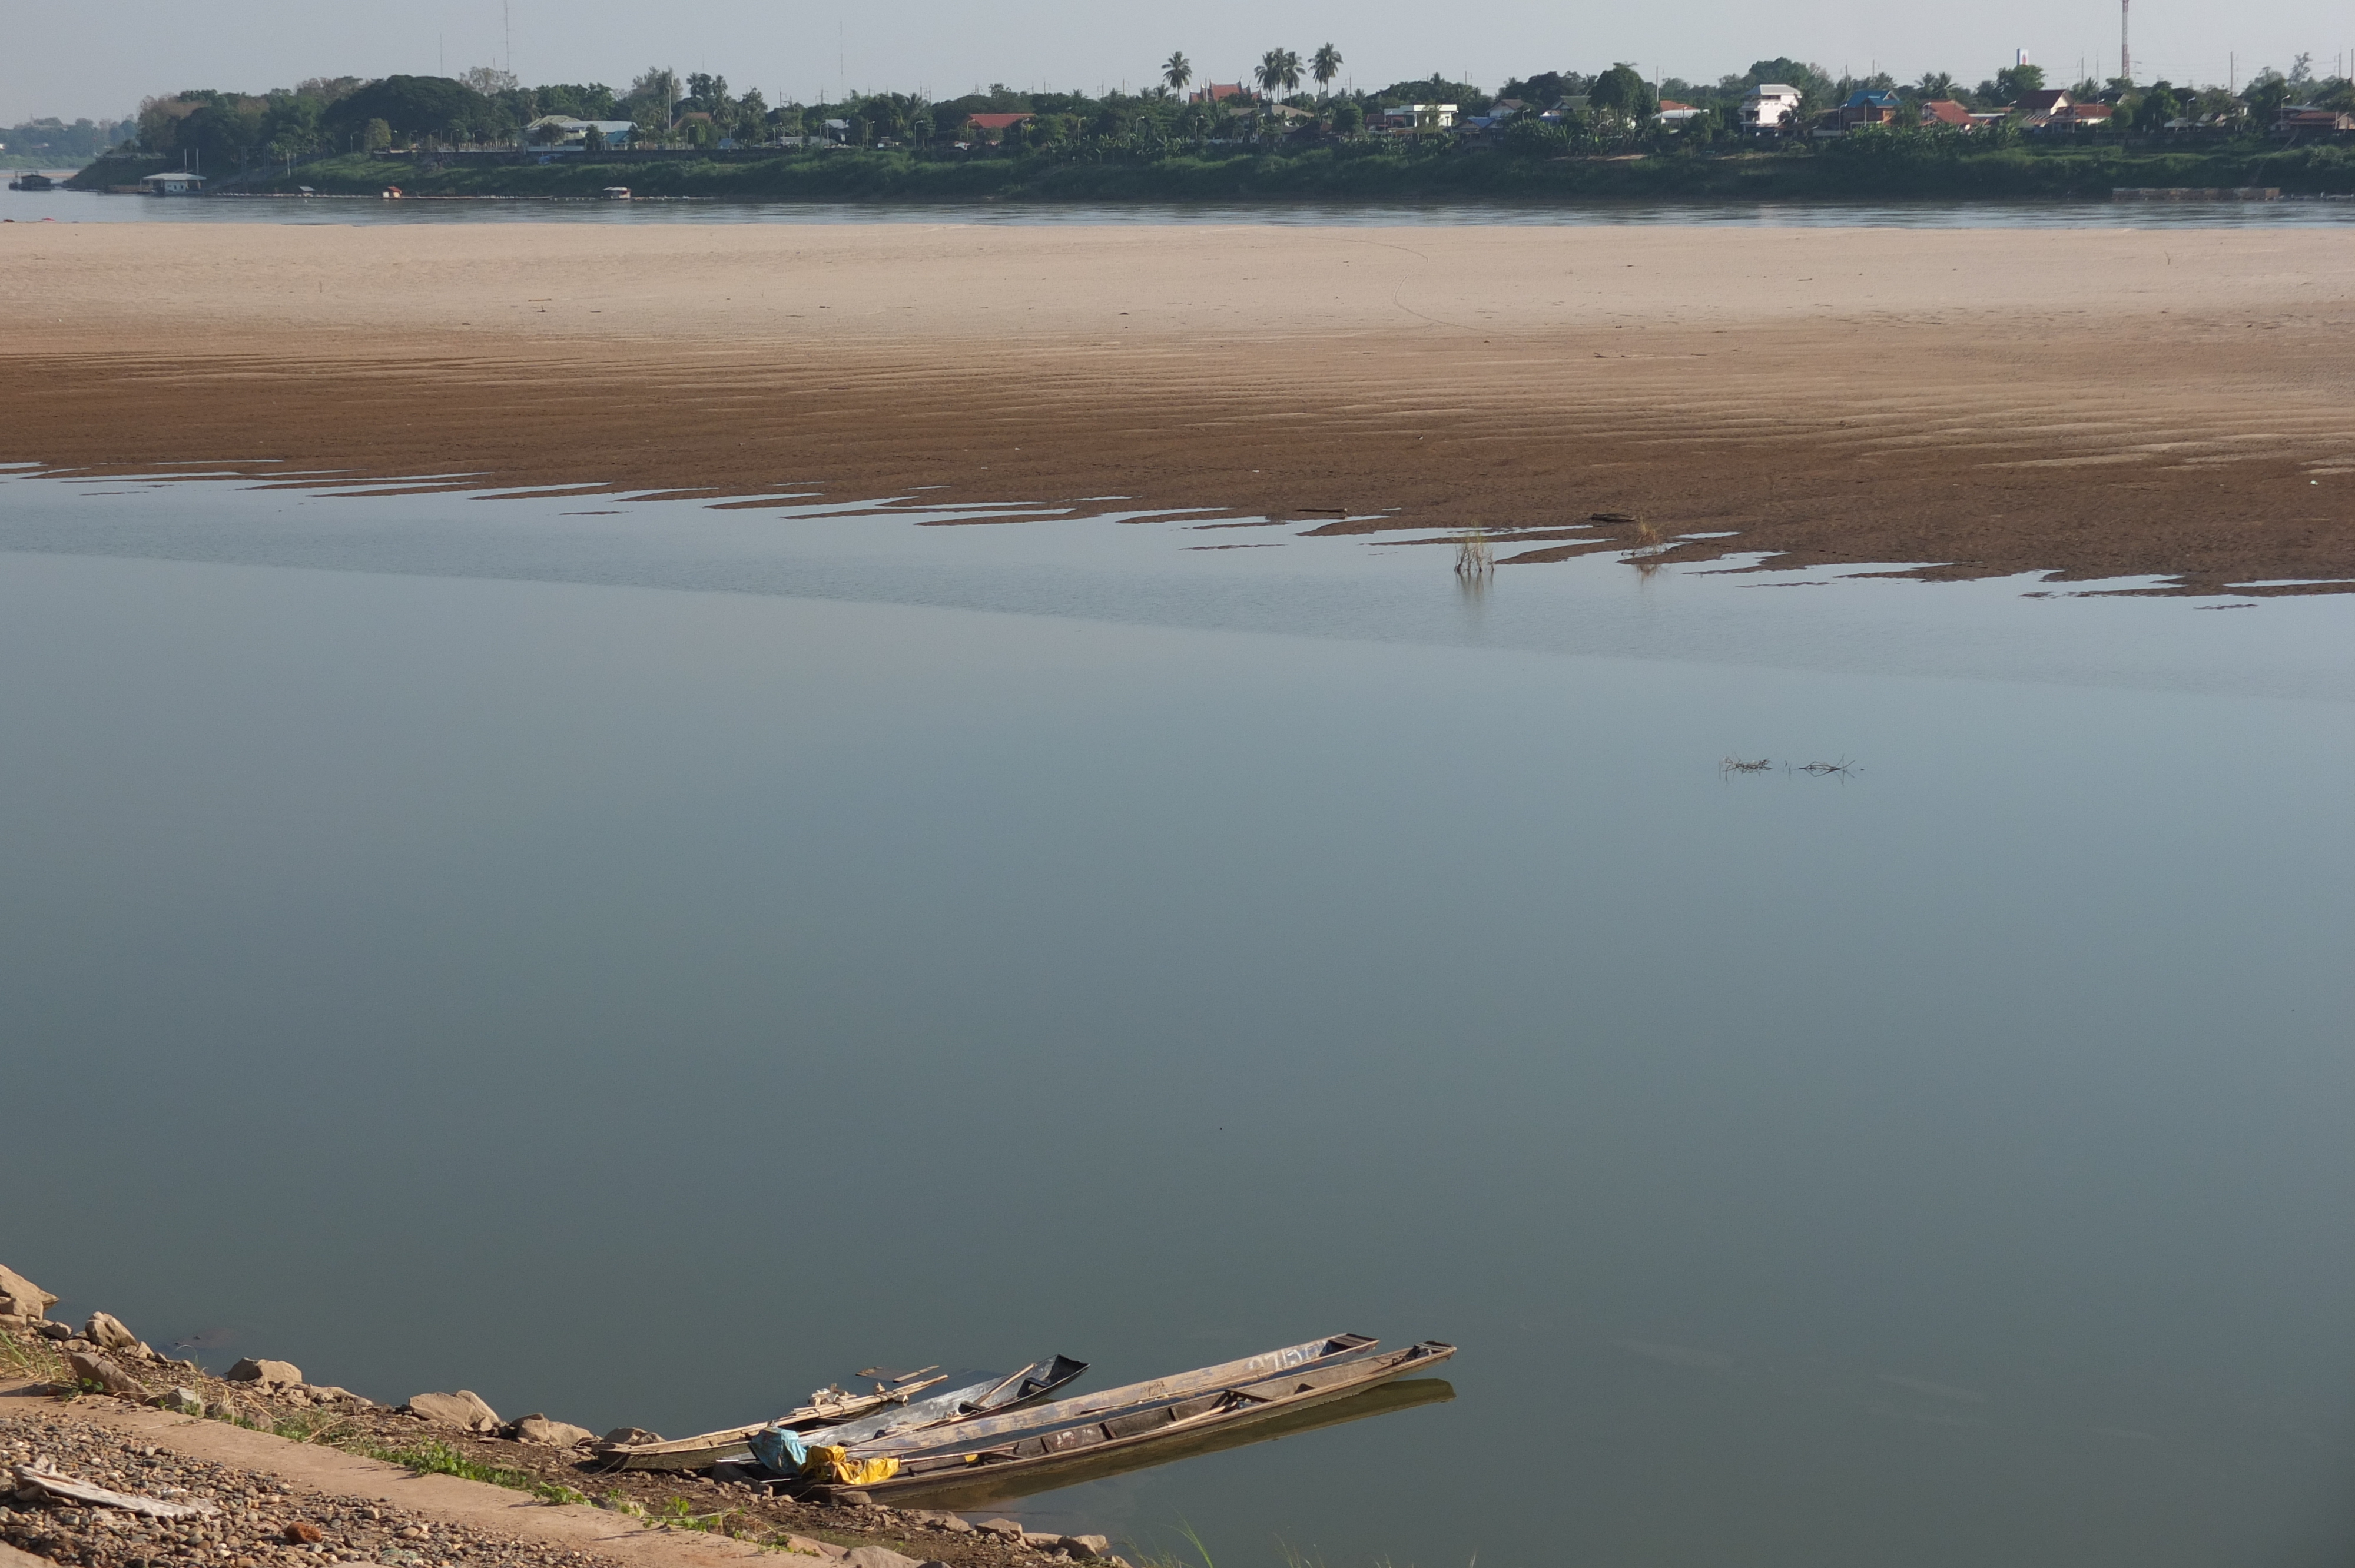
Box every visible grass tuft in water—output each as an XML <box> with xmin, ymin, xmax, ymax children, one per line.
<box><xmin>1453</xmin><ymin>531</ymin><xmax>1494</xmax><ymax>578</ymax></box>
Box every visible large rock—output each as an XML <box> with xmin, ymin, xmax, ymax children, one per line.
<box><xmin>840</xmin><ymin>1549</ymin><xmax>921</xmax><ymax>1568</ymax></box>
<box><xmin>408</xmin><ymin>1390</ymin><xmax>501</xmax><ymax>1431</ymax></box>
<box><xmin>903</xmin><ymin>1511</ymin><xmax>971</xmax><ymax>1533</ymax></box>
<box><xmin>1061</xmin><ymin>1537</ymin><xmax>1112</xmax><ymax>1561</ymax></box>
<box><xmin>226</xmin><ymin>1358</ymin><xmax>303</xmax><ymax>1389</ymax></box>
<box><xmin>600</xmin><ymin>1427</ymin><xmax>661</xmax><ymax>1446</ymax></box>
<box><xmin>65</xmin><ymin>1350</ymin><xmax>145</xmax><ymax>1398</ymax></box>
<box><xmin>510</xmin><ymin>1416</ymin><xmax>595</xmax><ymax>1447</ymax></box>
<box><xmin>0</xmin><ymin>1265</ymin><xmax>57</xmax><ymax>1323</ymax></box>
<box><xmin>152</xmin><ymin>1387</ymin><xmax>206</xmax><ymax>1416</ymax></box>
<box><xmin>84</xmin><ymin>1313</ymin><xmax>138</xmax><ymax>1351</ymax></box>
<box><xmin>974</xmin><ymin>1519</ymin><xmax>1026</xmax><ymax>1541</ymax></box>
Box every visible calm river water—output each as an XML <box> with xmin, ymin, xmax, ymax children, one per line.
<box><xmin>1</xmin><ymin>471</ymin><xmax>2350</xmax><ymax>1567</ymax></box>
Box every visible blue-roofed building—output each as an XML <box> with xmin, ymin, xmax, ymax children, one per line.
<box><xmin>1839</xmin><ymin>89</ymin><xmax>1906</xmax><ymax>131</ymax></box>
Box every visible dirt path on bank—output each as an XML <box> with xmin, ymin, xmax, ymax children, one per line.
<box><xmin>4</xmin><ymin>221</ymin><xmax>2352</xmax><ymax>592</ymax></box>
<box><xmin>0</xmin><ymin>1383</ymin><xmax>1061</xmax><ymax>1568</ymax></box>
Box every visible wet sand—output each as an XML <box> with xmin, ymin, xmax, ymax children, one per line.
<box><xmin>4</xmin><ymin>221</ymin><xmax>2353</xmax><ymax>590</ymax></box>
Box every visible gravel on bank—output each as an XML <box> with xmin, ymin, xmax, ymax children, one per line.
<box><xmin>0</xmin><ymin>1299</ymin><xmax>1130</xmax><ymax>1568</ymax></box>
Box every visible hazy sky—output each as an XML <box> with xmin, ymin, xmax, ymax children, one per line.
<box><xmin>8</xmin><ymin>0</ymin><xmax>2353</xmax><ymax>122</ymax></box>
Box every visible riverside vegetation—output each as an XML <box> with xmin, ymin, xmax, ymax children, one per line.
<box><xmin>83</xmin><ymin>138</ymin><xmax>2355</xmax><ymax>203</ymax></box>
<box><xmin>65</xmin><ymin>56</ymin><xmax>2355</xmax><ymax>202</ymax></box>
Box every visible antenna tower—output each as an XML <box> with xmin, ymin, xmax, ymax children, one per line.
<box><xmin>2121</xmin><ymin>0</ymin><xmax>2131</xmax><ymax>83</ymax></box>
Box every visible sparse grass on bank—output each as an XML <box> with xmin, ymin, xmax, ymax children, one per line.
<box><xmin>343</xmin><ymin>1437</ymin><xmax>593</xmax><ymax>1506</ymax></box>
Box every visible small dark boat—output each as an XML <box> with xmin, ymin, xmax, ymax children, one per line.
<box><xmin>595</xmin><ymin>1355</ymin><xmax>1087</xmax><ymax>1471</ymax></box>
<box><xmin>798</xmin><ymin>1334</ymin><xmax>1452</xmax><ymax>1503</ymax></box>
<box><xmin>8</xmin><ymin>174</ymin><xmax>58</xmax><ymax>192</ymax></box>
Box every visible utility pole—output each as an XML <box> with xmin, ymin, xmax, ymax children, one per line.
<box><xmin>2121</xmin><ymin>0</ymin><xmax>2131</xmax><ymax>83</ymax></box>
<box><xmin>503</xmin><ymin>0</ymin><xmax>512</xmax><ymax>78</ymax></box>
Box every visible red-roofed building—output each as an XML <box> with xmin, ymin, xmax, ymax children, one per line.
<box><xmin>1919</xmin><ymin>98</ymin><xmax>1978</xmax><ymax>129</ymax></box>
<box><xmin>964</xmin><ymin>112</ymin><xmax>1035</xmax><ymax>139</ymax></box>
<box><xmin>1189</xmin><ymin>82</ymin><xmax>1251</xmax><ymax>104</ymax></box>
<box><xmin>2276</xmin><ymin>106</ymin><xmax>2355</xmax><ymax>135</ymax></box>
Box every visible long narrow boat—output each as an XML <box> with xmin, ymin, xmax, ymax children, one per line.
<box><xmin>832</xmin><ymin>1333</ymin><xmax>1379</xmax><ymax>1464</ymax></box>
<box><xmin>593</xmin><ymin>1357</ymin><xmax>1087</xmax><ymax>1472</ymax></box>
<box><xmin>797</xmin><ymin>1356</ymin><xmax>1090</xmax><ymax>1447</ymax></box>
<box><xmin>797</xmin><ymin>1336</ymin><xmax>1453</xmax><ymax>1503</ymax></box>
<box><xmin>836</xmin><ymin>1376</ymin><xmax>1457</xmax><ymax>1512</ymax></box>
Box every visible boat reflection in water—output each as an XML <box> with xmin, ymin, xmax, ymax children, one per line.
<box><xmin>857</xmin><ymin>1376</ymin><xmax>1458</xmax><ymax>1511</ymax></box>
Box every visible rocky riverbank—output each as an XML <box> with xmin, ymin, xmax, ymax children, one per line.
<box><xmin>0</xmin><ymin>1268</ymin><xmax>1127</xmax><ymax>1568</ymax></box>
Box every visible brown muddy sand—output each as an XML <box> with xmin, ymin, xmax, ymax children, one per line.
<box><xmin>2</xmin><ymin>222</ymin><xmax>2352</xmax><ymax>593</ymax></box>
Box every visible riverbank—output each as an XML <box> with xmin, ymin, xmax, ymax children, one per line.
<box><xmin>1</xmin><ymin>1274</ymin><xmax>1120</xmax><ymax>1568</ymax></box>
<box><xmin>71</xmin><ymin>142</ymin><xmax>2355</xmax><ymax>203</ymax></box>
<box><xmin>2</xmin><ymin>219</ymin><xmax>2351</xmax><ymax>592</ymax></box>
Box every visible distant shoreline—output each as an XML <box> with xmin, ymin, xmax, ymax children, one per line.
<box><xmin>69</xmin><ymin>142</ymin><xmax>2355</xmax><ymax>205</ymax></box>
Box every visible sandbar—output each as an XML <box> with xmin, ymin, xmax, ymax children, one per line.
<box><xmin>4</xmin><ymin>220</ymin><xmax>2351</xmax><ymax>590</ymax></box>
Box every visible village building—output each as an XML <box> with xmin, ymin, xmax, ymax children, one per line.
<box><xmin>1741</xmin><ymin>84</ymin><xmax>1804</xmax><ymax>134</ymax></box>
<box><xmin>1370</xmin><ymin>102</ymin><xmax>1458</xmax><ymax>132</ymax></box>
<box><xmin>964</xmin><ymin>112</ymin><xmax>1036</xmax><ymax>141</ymax></box>
<box><xmin>138</xmin><ymin>170</ymin><xmax>205</xmax><ymax>194</ymax></box>
<box><xmin>2276</xmin><ymin>106</ymin><xmax>2355</xmax><ymax>135</ymax></box>
<box><xmin>1837</xmin><ymin>89</ymin><xmax>1905</xmax><ymax>131</ymax></box>
<box><xmin>523</xmin><ymin>116</ymin><xmax>638</xmax><ymax>147</ymax></box>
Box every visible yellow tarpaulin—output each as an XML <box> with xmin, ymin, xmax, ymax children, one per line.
<box><xmin>798</xmin><ymin>1445</ymin><xmax>902</xmax><ymax>1487</ymax></box>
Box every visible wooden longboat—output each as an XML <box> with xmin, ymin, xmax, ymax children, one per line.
<box><xmin>839</xmin><ymin>1334</ymin><xmax>1379</xmax><ymax>1463</ymax></box>
<box><xmin>808</xmin><ymin>1338</ymin><xmax>1454</xmax><ymax>1503</ymax></box>
<box><xmin>593</xmin><ymin>1357</ymin><xmax>1088</xmax><ymax>1471</ymax></box>
<box><xmin>798</xmin><ymin>1356</ymin><xmax>1090</xmax><ymax>1447</ymax></box>
<box><xmin>824</xmin><ymin>1377</ymin><xmax>1455</xmax><ymax>1511</ymax></box>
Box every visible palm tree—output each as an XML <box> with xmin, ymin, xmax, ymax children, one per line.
<box><xmin>1256</xmin><ymin>48</ymin><xmax>1303</xmax><ymax>100</ymax></box>
<box><xmin>1312</xmin><ymin>44</ymin><xmax>1343</xmax><ymax>97</ymax></box>
<box><xmin>1163</xmin><ymin>52</ymin><xmax>1193</xmax><ymax>97</ymax></box>
<box><xmin>1917</xmin><ymin>70</ymin><xmax>1957</xmax><ymax>100</ymax></box>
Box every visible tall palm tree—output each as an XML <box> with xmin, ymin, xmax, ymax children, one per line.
<box><xmin>1312</xmin><ymin>44</ymin><xmax>1343</xmax><ymax>97</ymax></box>
<box><xmin>1916</xmin><ymin>69</ymin><xmax>1957</xmax><ymax>99</ymax></box>
<box><xmin>1163</xmin><ymin>52</ymin><xmax>1193</xmax><ymax>97</ymax></box>
<box><xmin>1254</xmin><ymin>51</ymin><xmax>1285</xmax><ymax>100</ymax></box>
<box><xmin>1256</xmin><ymin>48</ymin><xmax>1303</xmax><ymax>99</ymax></box>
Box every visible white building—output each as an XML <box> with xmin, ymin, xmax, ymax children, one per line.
<box><xmin>1372</xmin><ymin>102</ymin><xmax>1458</xmax><ymax>131</ymax></box>
<box><xmin>524</xmin><ymin>116</ymin><xmax>638</xmax><ymax>147</ymax></box>
<box><xmin>1741</xmin><ymin>84</ymin><xmax>1804</xmax><ymax>133</ymax></box>
<box><xmin>138</xmin><ymin>171</ymin><xmax>206</xmax><ymax>194</ymax></box>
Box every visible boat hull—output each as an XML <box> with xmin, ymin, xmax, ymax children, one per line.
<box><xmin>811</xmin><ymin>1340</ymin><xmax>1455</xmax><ymax>1504</ymax></box>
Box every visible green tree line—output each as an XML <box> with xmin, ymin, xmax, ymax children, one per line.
<box><xmin>111</xmin><ymin>46</ymin><xmax>2355</xmax><ymax>177</ymax></box>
